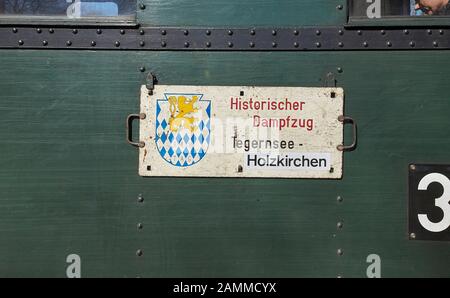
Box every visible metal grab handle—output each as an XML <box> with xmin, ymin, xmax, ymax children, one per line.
<box><xmin>126</xmin><ymin>113</ymin><xmax>146</xmax><ymax>148</ymax></box>
<box><xmin>337</xmin><ymin>115</ymin><xmax>357</xmax><ymax>152</ymax></box>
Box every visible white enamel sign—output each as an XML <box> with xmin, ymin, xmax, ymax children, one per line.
<box><xmin>138</xmin><ymin>85</ymin><xmax>344</xmax><ymax>179</ymax></box>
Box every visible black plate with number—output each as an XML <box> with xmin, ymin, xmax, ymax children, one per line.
<box><xmin>409</xmin><ymin>164</ymin><xmax>450</xmax><ymax>241</ymax></box>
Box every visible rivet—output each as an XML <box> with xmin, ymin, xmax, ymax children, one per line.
<box><xmin>363</xmin><ymin>41</ymin><xmax>368</xmax><ymax>47</ymax></box>
<box><xmin>66</xmin><ymin>40</ymin><xmax>72</xmax><ymax>46</ymax></box>
<box><xmin>137</xmin><ymin>223</ymin><xmax>143</xmax><ymax>230</ymax></box>
<box><xmin>433</xmin><ymin>41</ymin><xmax>439</xmax><ymax>47</ymax></box>
<box><xmin>337</xmin><ymin>275</ymin><xmax>343</xmax><ymax>279</ymax></box>
<box><xmin>139</xmin><ymin>67</ymin><xmax>146</xmax><ymax>72</ymax></box>
<box><xmin>272</xmin><ymin>30</ymin><xmax>277</xmax><ymax>36</ymax></box>
<box><xmin>316</xmin><ymin>42</ymin><xmax>321</xmax><ymax>48</ymax></box>
<box><xmin>380</xmin><ymin>30</ymin><xmax>386</xmax><ymax>35</ymax></box>
<box><xmin>337</xmin><ymin>222</ymin><xmax>344</xmax><ymax>229</ymax></box>
<box><xmin>139</xmin><ymin>29</ymin><xmax>145</xmax><ymax>35</ymax></box>
<box><xmin>42</xmin><ymin>40</ymin><xmax>48</xmax><ymax>46</ymax></box>
<box><xmin>115</xmin><ymin>41</ymin><xmax>120</xmax><ymax>47</ymax></box>
<box><xmin>316</xmin><ymin>30</ymin><xmax>321</xmax><ymax>36</ymax></box>
<box><xmin>205</xmin><ymin>30</ymin><xmax>211</xmax><ymax>36</ymax></box>
<box><xmin>36</xmin><ymin>28</ymin><xmax>42</xmax><ymax>34</ymax></box>
<box><xmin>184</xmin><ymin>42</ymin><xmax>189</xmax><ymax>48</ymax></box>
<box><xmin>439</xmin><ymin>29</ymin><xmax>444</xmax><ymax>35</ymax></box>
<box><xmin>228</xmin><ymin>42</ymin><xmax>233</xmax><ymax>48</ymax></box>
<box><xmin>427</xmin><ymin>29</ymin><xmax>432</xmax><ymax>35</ymax></box>
<box><xmin>294</xmin><ymin>42</ymin><xmax>299</xmax><ymax>48</ymax></box>
<box><xmin>293</xmin><ymin>30</ymin><xmax>299</xmax><ymax>35</ymax></box>
<box><xmin>357</xmin><ymin>30</ymin><xmax>362</xmax><ymax>35</ymax></box>
<box><xmin>18</xmin><ymin>40</ymin><xmax>24</xmax><ymax>46</ymax></box>
<box><xmin>226</xmin><ymin>30</ymin><xmax>233</xmax><ymax>36</ymax></box>
<box><xmin>337</xmin><ymin>5</ymin><xmax>343</xmax><ymax>10</ymax></box>
<box><xmin>161</xmin><ymin>41</ymin><xmax>167</xmax><ymax>47</ymax></box>
<box><xmin>337</xmin><ymin>196</ymin><xmax>343</xmax><ymax>203</ymax></box>
<box><xmin>409</xmin><ymin>41</ymin><xmax>415</xmax><ymax>47</ymax></box>
<box><xmin>12</xmin><ymin>28</ymin><xmax>18</xmax><ymax>33</ymax></box>
<box><xmin>49</xmin><ymin>28</ymin><xmax>54</xmax><ymax>34</ymax></box>
<box><xmin>136</xmin><ymin>249</ymin><xmax>143</xmax><ymax>256</ymax></box>
<box><xmin>338</xmin><ymin>42</ymin><xmax>344</xmax><ymax>47</ymax></box>
<box><xmin>161</xmin><ymin>29</ymin><xmax>167</xmax><ymax>35</ymax></box>
<box><xmin>72</xmin><ymin>29</ymin><xmax>78</xmax><ymax>34</ymax></box>
<box><xmin>404</xmin><ymin>29</ymin><xmax>409</xmax><ymax>35</ymax></box>
<box><xmin>139</xmin><ymin>41</ymin><xmax>145</xmax><ymax>47</ymax></box>
<box><xmin>250</xmin><ymin>29</ymin><xmax>256</xmax><ymax>35</ymax></box>
<box><xmin>338</xmin><ymin>29</ymin><xmax>344</xmax><ymax>35</ymax></box>
<box><xmin>272</xmin><ymin>42</ymin><xmax>277</xmax><ymax>48</ymax></box>
<box><xmin>183</xmin><ymin>30</ymin><xmax>189</xmax><ymax>36</ymax></box>
<box><xmin>386</xmin><ymin>41</ymin><xmax>392</xmax><ymax>47</ymax></box>
<box><xmin>249</xmin><ymin>42</ymin><xmax>255</xmax><ymax>48</ymax></box>
<box><xmin>410</xmin><ymin>233</ymin><xmax>416</xmax><ymax>240</ymax></box>
<box><xmin>337</xmin><ymin>249</ymin><xmax>344</xmax><ymax>256</ymax></box>
<box><xmin>137</xmin><ymin>194</ymin><xmax>144</xmax><ymax>203</ymax></box>
<box><xmin>409</xmin><ymin>164</ymin><xmax>416</xmax><ymax>171</ymax></box>
<box><xmin>337</xmin><ymin>67</ymin><xmax>343</xmax><ymax>73</ymax></box>
<box><xmin>91</xmin><ymin>41</ymin><xmax>96</xmax><ymax>46</ymax></box>
<box><xmin>139</xmin><ymin>3</ymin><xmax>146</xmax><ymax>10</ymax></box>
<box><xmin>205</xmin><ymin>42</ymin><xmax>211</xmax><ymax>48</ymax></box>
<box><xmin>120</xmin><ymin>29</ymin><xmax>125</xmax><ymax>35</ymax></box>
<box><xmin>96</xmin><ymin>29</ymin><xmax>102</xmax><ymax>35</ymax></box>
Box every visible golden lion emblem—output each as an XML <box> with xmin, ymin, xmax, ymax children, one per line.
<box><xmin>168</xmin><ymin>95</ymin><xmax>199</xmax><ymax>133</ymax></box>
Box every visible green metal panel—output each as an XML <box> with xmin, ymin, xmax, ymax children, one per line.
<box><xmin>0</xmin><ymin>50</ymin><xmax>449</xmax><ymax>277</ymax></box>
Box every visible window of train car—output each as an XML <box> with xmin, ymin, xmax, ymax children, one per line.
<box><xmin>0</xmin><ymin>0</ymin><xmax>136</xmax><ymax>24</ymax></box>
<box><xmin>349</xmin><ymin>0</ymin><xmax>450</xmax><ymax>25</ymax></box>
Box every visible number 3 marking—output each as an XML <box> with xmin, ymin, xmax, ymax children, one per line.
<box><xmin>417</xmin><ymin>173</ymin><xmax>450</xmax><ymax>232</ymax></box>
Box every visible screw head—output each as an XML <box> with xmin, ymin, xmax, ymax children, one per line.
<box><xmin>439</xmin><ymin>29</ymin><xmax>444</xmax><ymax>35</ymax></box>
<box><xmin>357</xmin><ymin>30</ymin><xmax>362</xmax><ymax>35</ymax></box>
<box><xmin>410</xmin><ymin>233</ymin><xmax>416</xmax><ymax>239</ymax></box>
<box><xmin>137</xmin><ymin>195</ymin><xmax>144</xmax><ymax>203</ymax></box>
<box><xmin>427</xmin><ymin>29</ymin><xmax>432</xmax><ymax>35</ymax></box>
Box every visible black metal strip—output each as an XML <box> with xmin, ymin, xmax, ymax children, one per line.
<box><xmin>0</xmin><ymin>27</ymin><xmax>449</xmax><ymax>50</ymax></box>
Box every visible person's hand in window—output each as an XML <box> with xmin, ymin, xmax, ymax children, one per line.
<box><xmin>415</xmin><ymin>0</ymin><xmax>449</xmax><ymax>14</ymax></box>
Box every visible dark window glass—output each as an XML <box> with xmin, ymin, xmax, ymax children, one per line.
<box><xmin>350</xmin><ymin>0</ymin><xmax>450</xmax><ymax>17</ymax></box>
<box><xmin>0</xmin><ymin>0</ymin><xmax>135</xmax><ymax>19</ymax></box>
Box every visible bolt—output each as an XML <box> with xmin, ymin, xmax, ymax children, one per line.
<box><xmin>337</xmin><ymin>249</ymin><xmax>344</xmax><ymax>256</ymax></box>
<box><xmin>137</xmin><ymin>195</ymin><xmax>144</xmax><ymax>203</ymax></box>
<box><xmin>409</xmin><ymin>164</ymin><xmax>416</xmax><ymax>171</ymax></box>
<box><xmin>337</xmin><ymin>196</ymin><xmax>343</xmax><ymax>203</ymax></box>
<box><xmin>427</xmin><ymin>29</ymin><xmax>432</xmax><ymax>35</ymax></box>
<box><xmin>410</xmin><ymin>233</ymin><xmax>416</xmax><ymax>240</ymax></box>
<box><xmin>136</xmin><ymin>249</ymin><xmax>143</xmax><ymax>256</ymax></box>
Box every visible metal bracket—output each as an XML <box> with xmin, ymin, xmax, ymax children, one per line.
<box><xmin>146</xmin><ymin>72</ymin><xmax>157</xmax><ymax>95</ymax></box>
<box><xmin>337</xmin><ymin>115</ymin><xmax>357</xmax><ymax>152</ymax></box>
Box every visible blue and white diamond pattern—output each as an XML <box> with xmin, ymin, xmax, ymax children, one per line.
<box><xmin>155</xmin><ymin>94</ymin><xmax>211</xmax><ymax>167</ymax></box>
